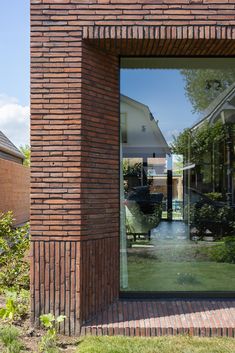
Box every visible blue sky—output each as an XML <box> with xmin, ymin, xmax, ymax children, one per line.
<box><xmin>0</xmin><ymin>1</ymin><xmax>30</xmax><ymax>105</ymax></box>
<box><xmin>0</xmin><ymin>1</ymin><xmax>198</xmax><ymax>147</ymax></box>
<box><xmin>0</xmin><ymin>1</ymin><xmax>30</xmax><ymax>147</ymax></box>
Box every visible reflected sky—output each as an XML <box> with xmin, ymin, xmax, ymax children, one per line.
<box><xmin>121</xmin><ymin>69</ymin><xmax>200</xmax><ymax>143</ymax></box>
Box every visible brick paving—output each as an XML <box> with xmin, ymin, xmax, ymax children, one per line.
<box><xmin>81</xmin><ymin>300</ymin><xmax>235</xmax><ymax>337</ymax></box>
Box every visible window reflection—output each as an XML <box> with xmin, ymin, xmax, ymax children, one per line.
<box><xmin>120</xmin><ymin>67</ymin><xmax>235</xmax><ymax>293</ymax></box>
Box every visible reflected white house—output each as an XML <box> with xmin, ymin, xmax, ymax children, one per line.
<box><xmin>121</xmin><ymin>94</ymin><xmax>170</xmax><ymax>159</ymax></box>
<box><xmin>121</xmin><ymin>95</ymin><xmax>183</xmax><ymax>212</ymax></box>
<box><xmin>189</xmin><ymin>83</ymin><xmax>235</xmax><ymax>205</ymax></box>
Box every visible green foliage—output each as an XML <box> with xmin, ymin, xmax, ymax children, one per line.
<box><xmin>15</xmin><ymin>290</ymin><xmax>30</xmax><ymax>320</ymax></box>
<box><xmin>122</xmin><ymin>160</ymin><xmax>142</xmax><ymax>177</ymax></box>
<box><xmin>210</xmin><ymin>237</ymin><xmax>235</xmax><ymax>264</ymax></box>
<box><xmin>19</xmin><ymin>145</ymin><xmax>30</xmax><ymax>167</ymax></box>
<box><xmin>0</xmin><ymin>325</ymin><xmax>23</xmax><ymax>353</ymax></box>
<box><xmin>39</xmin><ymin>314</ymin><xmax>66</xmax><ymax>353</ymax></box>
<box><xmin>171</xmin><ymin>128</ymin><xmax>191</xmax><ymax>161</ymax></box>
<box><xmin>0</xmin><ymin>290</ymin><xmax>30</xmax><ymax>323</ymax></box>
<box><xmin>0</xmin><ymin>294</ymin><xmax>17</xmax><ymax>323</ymax></box>
<box><xmin>0</xmin><ymin>212</ymin><xmax>30</xmax><ymax>291</ymax></box>
<box><xmin>204</xmin><ymin>192</ymin><xmax>223</xmax><ymax>201</ymax></box>
<box><xmin>171</xmin><ymin>121</ymin><xmax>226</xmax><ymax>164</ymax></box>
<box><xmin>187</xmin><ymin>203</ymin><xmax>235</xmax><ymax>239</ymax></box>
<box><xmin>180</xmin><ymin>69</ymin><xmax>235</xmax><ymax>114</ymax></box>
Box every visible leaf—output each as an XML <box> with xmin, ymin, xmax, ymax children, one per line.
<box><xmin>48</xmin><ymin>328</ymin><xmax>56</xmax><ymax>337</ymax></box>
<box><xmin>40</xmin><ymin>313</ymin><xmax>55</xmax><ymax>328</ymax></box>
<box><xmin>6</xmin><ymin>298</ymin><xmax>16</xmax><ymax>314</ymax></box>
<box><xmin>56</xmin><ymin>315</ymin><xmax>66</xmax><ymax>323</ymax></box>
<box><xmin>0</xmin><ymin>308</ymin><xmax>6</xmax><ymax>319</ymax></box>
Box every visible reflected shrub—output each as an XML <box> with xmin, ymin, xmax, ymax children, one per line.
<box><xmin>186</xmin><ymin>203</ymin><xmax>235</xmax><ymax>239</ymax></box>
<box><xmin>210</xmin><ymin>237</ymin><xmax>235</xmax><ymax>264</ymax></box>
<box><xmin>123</xmin><ymin>160</ymin><xmax>142</xmax><ymax>177</ymax></box>
<box><xmin>204</xmin><ymin>192</ymin><xmax>223</xmax><ymax>201</ymax></box>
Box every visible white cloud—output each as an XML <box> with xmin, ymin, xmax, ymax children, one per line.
<box><xmin>0</xmin><ymin>94</ymin><xmax>30</xmax><ymax>147</ymax></box>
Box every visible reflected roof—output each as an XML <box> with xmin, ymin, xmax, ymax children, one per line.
<box><xmin>121</xmin><ymin>94</ymin><xmax>170</xmax><ymax>157</ymax></box>
<box><xmin>192</xmin><ymin>83</ymin><xmax>235</xmax><ymax>129</ymax></box>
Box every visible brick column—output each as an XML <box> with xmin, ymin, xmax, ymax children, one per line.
<box><xmin>79</xmin><ymin>42</ymin><xmax>120</xmax><ymax>324</ymax></box>
<box><xmin>30</xmin><ymin>2</ymin><xmax>119</xmax><ymax>333</ymax></box>
<box><xmin>30</xmin><ymin>15</ymin><xmax>84</xmax><ymax>332</ymax></box>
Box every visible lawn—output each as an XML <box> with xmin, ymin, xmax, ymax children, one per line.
<box><xmin>77</xmin><ymin>336</ymin><xmax>235</xmax><ymax>353</ymax></box>
<box><xmin>123</xmin><ymin>256</ymin><xmax>235</xmax><ymax>291</ymax></box>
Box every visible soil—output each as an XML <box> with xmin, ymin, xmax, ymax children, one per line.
<box><xmin>0</xmin><ymin>294</ymin><xmax>78</xmax><ymax>353</ymax></box>
<box><xmin>19</xmin><ymin>322</ymin><xmax>78</xmax><ymax>352</ymax></box>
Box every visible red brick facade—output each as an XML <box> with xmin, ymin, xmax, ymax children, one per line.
<box><xmin>31</xmin><ymin>0</ymin><xmax>235</xmax><ymax>335</ymax></box>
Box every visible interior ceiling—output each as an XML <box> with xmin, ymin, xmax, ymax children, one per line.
<box><xmin>121</xmin><ymin>57</ymin><xmax>235</xmax><ymax>69</ymax></box>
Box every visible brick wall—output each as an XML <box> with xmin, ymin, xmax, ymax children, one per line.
<box><xmin>0</xmin><ymin>158</ymin><xmax>30</xmax><ymax>225</ymax></box>
<box><xmin>80</xmin><ymin>43</ymin><xmax>119</xmax><ymax>323</ymax></box>
<box><xmin>31</xmin><ymin>0</ymin><xmax>235</xmax><ymax>335</ymax></box>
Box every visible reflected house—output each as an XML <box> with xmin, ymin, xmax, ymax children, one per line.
<box><xmin>121</xmin><ymin>95</ymin><xmax>183</xmax><ymax>219</ymax></box>
<box><xmin>178</xmin><ymin>83</ymin><xmax>235</xmax><ymax>239</ymax></box>
<box><xmin>121</xmin><ymin>94</ymin><xmax>169</xmax><ymax>190</ymax></box>
<box><xmin>121</xmin><ymin>94</ymin><xmax>171</xmax><ymax>239</ymax></box>
<box><xmin>188</xmin><ymin>83</ymin><xmax>235</xmax><ymax>205</ymax></box>
<box><xmin>121</xmin><ymin>94</ymin><xmax>170</xmax><ymax>160</ymax></box>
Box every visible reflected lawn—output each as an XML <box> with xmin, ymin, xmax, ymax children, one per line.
<box><xmin>124</xmin><ymin>257</ymin><xmax>235</xmax><ymax>291</ymax></box>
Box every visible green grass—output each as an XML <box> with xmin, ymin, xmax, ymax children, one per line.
<box><xmin>77</xmin><ymin>336</ymin><xmax>235</xmax><ymax>353</ymax></box>
<box><xmin>123</xmin><ymin>257</ymin><xmax>235</xmax><ymax>291</ymax></box>
<box><xmin>0</xmin><ymin>325</ymin><xmax>24</xmax><ymax>353</ymax></box>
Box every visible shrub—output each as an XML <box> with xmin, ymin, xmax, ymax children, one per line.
<box><xmin>0</xmin><ymin>212</ymin><xmax>30</xmax><ymax>291</ymax></box>
<box><xmin>210</xmin><ymin>237</ymin><xmax>235</xmax><ymax>264</ymax></box>
<box><xmin>186</xmin><ymin>203</ymin><xmax>235</xmax><ymax>239</ymax></box>
<box><xmin>204</xmin><ymin>192</ymin><xmax>223</xmax><ymax>201</ymax></box>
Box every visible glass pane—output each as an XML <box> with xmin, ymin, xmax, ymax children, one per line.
<box><xmin>120</xmin><ymin>63</ymin><xmax>235</xmax><ymax>292</ymax></box>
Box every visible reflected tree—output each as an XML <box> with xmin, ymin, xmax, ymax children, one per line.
<box><xmin>171</xmin><ymin>121</ymin><xmax>226</xmax><ymax>164</ymax></box>
<box><xmin>180</xmin><ymin>69</ymin><xmax>235</xmax><ymax>113</ymax></box>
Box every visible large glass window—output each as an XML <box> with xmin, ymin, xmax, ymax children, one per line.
<box><xmin>120</xmin><ymin>59</ymin><xmax>235</xmax><ymax>293</ymax></box>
